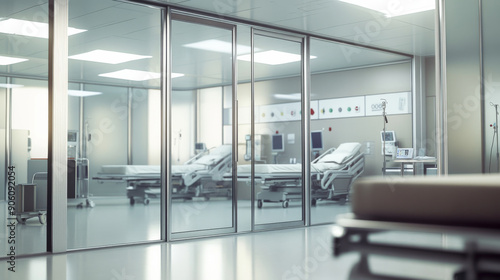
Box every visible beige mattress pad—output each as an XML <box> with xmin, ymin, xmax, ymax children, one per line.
<box><xmin>351</xmin><ymin>174</ymin><xmax>500</xmax><ymax>228</ymax></box>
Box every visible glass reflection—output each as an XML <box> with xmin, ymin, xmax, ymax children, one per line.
<box><xmin>251</xmin><ymin>34</ymin><xmax>303</xmax><ymax>225</ymax></box>
<box><xmin>67</xmin><ymin>0</ymin><xmax>161</xmax><ymax>248</ymax></box>
<box><xmin>482</xmin><ymin>0</ymin><xmax>500</xmax><ymax>174</ymax></box>
<box><xmin>309</xmin><ymin>39</ymin><xmax>412</xmax><ymax>225</ymax></box>
<box><xmin>0</xmin><ymin>0</ymin><xmax>49</xmax><ymax>256</ymax></box>
<box><xmin>170</xmin><ymin>19</ymin><xmax>233</xmax><ymax>234</ymax></box>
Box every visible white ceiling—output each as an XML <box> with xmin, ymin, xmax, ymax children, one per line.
<box><xmin>163</xmin><ymin>0</ymin><xmax>436</xmax><ymax>56</ymax></box>
<box><xmin>0</xmin><ymin>0</ymin><xmax>433</xmax><ymax>90</ymax></box>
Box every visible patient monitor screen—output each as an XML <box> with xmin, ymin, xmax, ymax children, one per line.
<box><xmin>311</xmin><ymin>131</ymin><xmax>323</xmax><ymax>151</ymax></box>
<box><xmin>381</xmin><ymin>131</ymin><xmax>395</xmax><ymax>142</ymax></box>
<box><xmin>272</xmin><ymin>134</ymin><xmax>284</xmax><ymax>153</ymax></box>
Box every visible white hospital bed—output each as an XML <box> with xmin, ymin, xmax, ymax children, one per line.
<box><xmin>93</xmin><ymin>145</ymin><xmax>232</xmax><ymax>204</ymax></box>
<box><xmin>236</xmin><ymin>142</ymin><xmax>365</xmax><ymax>208</ymax></box>
<box><xmin>171</xmin><ymin>145</ymin><xmax>232</xmax><ymax>198</ymax></box>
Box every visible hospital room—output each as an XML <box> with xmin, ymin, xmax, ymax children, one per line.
<box><xmin>1</xmin><ymin>0</ymin><xmax>500</xmax><ymax>279</ymax></box>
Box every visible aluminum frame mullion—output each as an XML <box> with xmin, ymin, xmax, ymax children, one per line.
<box><xmin>163</xmin><ymin>7</ymin><xmax>171</xmax><ymax>241</ymax></box>
<box><xmin>47</xmin><ymin>0</ymin><xmax>68</xmax><ymax>253</ymax></box>
<box><xmin>250</xmin><ymin>28</ymin><xmax>308</xmax><ymax>230</ymax></box>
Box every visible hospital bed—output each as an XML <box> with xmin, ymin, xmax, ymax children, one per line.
<box><xmin>236</xmin><ymin>142</ymin><xmax>365</xmax><ymax>208</ymax></box>
<box><xmin>93</xmin><ymin>145</ymin><xmax>232</xmax><ymax>204</ymax></box>
<box><xmin>171</xmin><ymin>144</ymin><xmax>232</xmax><ymax>198</ymax></box>
<box><xmin>332</xmin><ymin>175</ymin><xmax>500</xmax><ymax>279</ymax></box>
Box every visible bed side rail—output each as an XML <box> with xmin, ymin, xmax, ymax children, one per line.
<box><xmin>209</xmin><ymin>154</ymin><xmax>232</xmax><ymax>181</ymax></box>
<box><xmin>312</xmin><ymin>147</ymin><xmax>336</xmax><ymax>164</ymax></box>
<box><xmin>182</xmin><ymin>154</ymin><xmax>232</xmax><ymax>186</ymax></box>
<box><xmin>320</xmin><ymin>153</ymin><xmax>365</xmax><ymax>190</ymax></box>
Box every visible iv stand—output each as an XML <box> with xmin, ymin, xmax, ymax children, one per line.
<box><xmin>382</xmin><ymin>99</ymin><xmax>388</xmax><ymax>175</ymax></box>
<box><xmin>491</xmin><ymin>102</ymin><xmax>499</xmax><ymax>172</ymax></box>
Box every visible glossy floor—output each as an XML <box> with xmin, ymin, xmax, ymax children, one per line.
<box><xmin>0</xmin><ymin>199</ymin><xmax>350</xmax><ymax>255</ymax></box>
<box><xmin>0</xmin><ymin>224</ymin><xmax>475</xmax><ymax>280</ymax></box>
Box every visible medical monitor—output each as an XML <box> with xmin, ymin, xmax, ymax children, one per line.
<box><xmin>271</xmin><ymin>134</ymin><xmax>284</xmax><ymax>153</ymax></box>
<box><xmin>195</xmin><ymin>143</ymin><xmax>206</xmax><ymax>150</ymax></box>
<box><xmin>380</xmin><ymin>131</ymin><xmax>396</xmax><ymax>142</ymax></box>
<box><xmin>311</xmin><ymin>131</ymin><xmax>323</xmax><ymax>151</ymax></box>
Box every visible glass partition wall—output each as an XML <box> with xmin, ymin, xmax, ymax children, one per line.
<box><xmin>482</xmin><ymin>0</ymin><xmax>500</xmax><ymax>174</ymax></box>
<box><xmin>169</xmin><ymin>15</ymin><xmax>236</xmax><ymax>238</ymax></box>
<box><xmin>309</xmin><ymin>39</ymin><xmax>413</xmax><ymax>225</ymax></box>
<box><xmin>0</xmin><ymin>0</ymin><xmax>435</xmax><ymax>255</ymax></box>
<box><xmin>0</xmin><ymin>0</ymin><xmax>49</xmax><ymax>256</ymax></box>
<box><xmin>67</xmin><ymin>1</ymin><xmax>162</xmax><ymax>249</ymax></box>
<box><xmin>251</xmin><ymin>30</ymin><xmax>306</xmax><ymax>229</ymax></box>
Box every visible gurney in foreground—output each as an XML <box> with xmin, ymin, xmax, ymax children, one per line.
<box><xmin>332</xmin><ymin>175</ymin><xmax>500</xmax><ymax>279</ymax></box>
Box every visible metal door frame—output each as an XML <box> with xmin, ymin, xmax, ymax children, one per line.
<box><xmin>250</xmin><ymin>28</ymin><xmax>311</xmax><ymax>232</ymax></box>
<box><xmin>166</xmin><ymin>10</ymin><xmax>238</xmax><ymax>240</ymax></box>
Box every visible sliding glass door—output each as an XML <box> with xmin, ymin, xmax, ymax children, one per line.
<box><xmin>169</xmin><ymin>13</ymin><xmax>237</xmax><ymax>239</ymax></box>
<box><xmin>251</xmin><ymin>29</ymin><xmax>307</xmax><ymax>230</ymax></box>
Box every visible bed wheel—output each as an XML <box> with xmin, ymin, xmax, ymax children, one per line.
<box><xmin>282</xmin><ymin>200</ymin><xmax>289</xmax><ymax>208</ymax></box>
<box><xmin>312</xmin><ymin>199</ymin><xmax>317</xmax><ymax>207</ymax></box>
<box><xmin>338</xmin><ymin>197</ymin><xmax>346</xmax><ymax>205</ymax></box>
<box><xmin>143</xmin><ymin>198</ymin><xmax>150</xmax><ymax>205</ymax></box>
<box><xmin>130</xmin><ymin>197</ymin><xmax>135</xmax><ymax>205</ymax></box>
<box><xmin>257</xmin><ymin>199</ymin><xmax>263</xmax><ymax>209</ymax></box>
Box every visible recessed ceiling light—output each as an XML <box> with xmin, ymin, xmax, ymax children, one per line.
<box><xmin>0</xmin><ymin>83</ymin><xmax>24</xmax><ymax>88</ymax></box>
<box><xmin>68</xmin><ymin>90</ymin><xmax>102</xmax><ymax>97</ymax></box>
<box><xmin>274</xmin><ymin>93</ymin><xmax>302</xmax><ymax>101</ymax></box>
<box><xmin>238</xmin><ymin>50</ymin><xmax>316</xmax><ymax>65</ymax></box>
<box><xmin>69</xmin><ymin>50</ymin><xmax>152</xmax><ymax>64</ymax></box>
<box><xmin>339</xmin><ymin>0</ymin><xmax>434</xmax><ymax>17</ymax></box>
<box><xmin>184</xmin><ymin>39</ymin><xmax>252</xmax><ymax>54</ymax></box>
<box><xmin>98</xmin><ymin>69</ymin><xmax>184</xmax><ymax>81</ymax></box>
<box><xmin>0</xmin><ymin>55</ymin><xmax>28</xmax><ymax>65</ymax></box>
<box><xmin>273</xmin><ymin>93</ymin><xmax>316</xmax><ymax>100</ymax></box>
<box><xmin>0</xmin><ymin>18</ymin><xmax>86</xmax><ymax>38</ymax></box>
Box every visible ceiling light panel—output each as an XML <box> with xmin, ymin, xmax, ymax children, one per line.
<box><xmin>99</xmin><ymin>69</ymin><xmax>184</xmax><ymax>81</ymax></box>
<box><xmin>238</xmin><ymin>50</ymin><xmax>316</xmax><ymax>65</ymax></box>
<box><xmin>184</xmin><ymin>39</ymin><xmax>253</xmax><ymax>54</ymax></box>
<box><xmin>0</xmin><ymin>18</ymin><xmax>86</xmax><ymax>38</ymax></box>
<box><xmin>68</xmin><ymin>90</ymin><xmax>102</xmax><ymax>97</ymax></box>
<box><xmin>184</xmin><ymin>39</ymin><xmax>233</xmax><ymax>53</ymax></box>
<box><xmin>0</xmin><ymin>83</ymin><xmax>24</xmax><ymax>88</ymax></box>
<box><xmin>69</xmin><ymin>50</ymin><xmax>152</xmax><ymax>64</ymax></box>
<box><xmin>0</xmin><ymin>55</ymin><xmax>28</xmax><ymax>66</ymax></box>
<box><xmin>339</xmin><ymin>0</ymin><xmax>435</xmax><ymax>17</ymax></box>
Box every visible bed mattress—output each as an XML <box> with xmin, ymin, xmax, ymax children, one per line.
<box><xmin>171</xmin><ymin>164</ymin><xmax>206</xmax><ymax>174</ymax></box>
<box><xmin>351</xmin><ymin>174</ymin><xmax>500</xmax><ymax>228</ymax></box>
<box><xmin>100</xmin><ymin>164</ymin><xmax>207</xmax><ymax>175</ymax></box>
<box><xmin>237</xmin><ymin>162</ymin><xmax>343</xmax><ymax>174</ymax></box>
<box><xmin>100</xmin><ymin>165</ymin><xmax>160</xmax><ymax>175</ymax></box>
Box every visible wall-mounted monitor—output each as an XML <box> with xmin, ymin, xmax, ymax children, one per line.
<box><xmin>311</xmin><ymin>130</ymin><xmax>323</xmax><ymax>151</ymax></box>
<box><xmin>195</xmin><ymin>142</ymin><xmax>206</xmax><ymax>151</ymax></box>
<box><xmin>271</xmin><ymin>134</ymin><xmax>284</xmax><ymax>153</ymax></box>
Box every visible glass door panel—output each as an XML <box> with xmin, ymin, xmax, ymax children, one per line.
<box><xmin>67</xmin><ymin>0</ymin><xmax>161</xmax><ymax>249</ymax></box>
<box><xmin>0</xmin><ymin>0</ymin><xmax>49</xmax><ymax>256</ymax></box>
<box><xmin>252</xmin><ymin>31</ymin><xmax>304</xmax><ymax>227</ymax></box>
<box><xmin>309</xmin><ymin>38</ymin><xmax>412</xmax><ymax>225</ymax></box>
<box><xmin>170</xmin><ymin>16</ymin><xmax>235</xmax><ymax>237</ymax></box>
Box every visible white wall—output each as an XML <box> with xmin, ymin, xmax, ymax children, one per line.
<box><xmin>84</xmin><ymin>85</ymin><xmax>128</xmax><ymax>196</ymax></box>
<box><xmin>172</xmin><ymin>90</ymin><xmax>196</xmax><ymax>164</ymax></box>
<box><xmin>445</xmin><ymin>0</ymin><xmax>482</xmax><ymax>174</ymax></box>
<box><xmin>236</xmin><ymin>62</ymin><xmax>413</xmax><ymax>176</ymax></box>
<box><xmin>198</xmin><ymin>87</ymin><xmax>222</xmax><ymax>150</ymax></box>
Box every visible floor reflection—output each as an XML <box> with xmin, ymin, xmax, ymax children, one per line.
<box><xmin>1</xmin><ymin>224</ymin><xmax>485</xmax><ymax>280</ymax></box>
